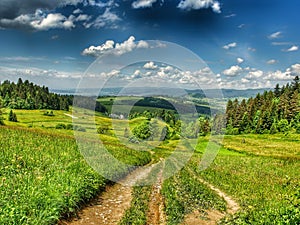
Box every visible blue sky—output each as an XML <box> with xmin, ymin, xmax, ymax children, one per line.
<box><xmin>0</xmin><ymin>0</ymin><xmax>300</xmax><ymax>90</ymax></box>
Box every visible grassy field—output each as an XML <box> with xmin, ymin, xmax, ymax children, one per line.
<box><xmin>195</xmin><ymin>136</ymin><xmax>300</xmax><ymax>224</ymax></box>
<box><xmin>1</xmin><ymin>108</ymin><xmax>299</xmax><ymax>224</ymax></box>
<box><xmin>0</xmin><ymin>125</ymin><xmax>151</xmax><ymax>225</ymax></box>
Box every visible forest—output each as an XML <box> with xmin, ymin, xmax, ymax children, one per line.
<box><xmin>213</xmin><ymin>76</ymin><xmax>300</xmax><ymax>135</ymax></box>
<box><xmin>0</xmin><ymin>78</ymin><xmax>72</xmax><ymax>111</ymax></box>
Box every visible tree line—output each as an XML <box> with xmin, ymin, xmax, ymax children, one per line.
<box><xmin>0</xmin><ymin>78</ymin><xmax>72</xmax><ymax>110</ymax></box>
<box><xmin>213</xmin><ymin>76</ymin><xmax>300</xmax><ymax>134</ymax></box>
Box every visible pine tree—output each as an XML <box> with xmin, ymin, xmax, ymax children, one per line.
<box><xmin>8</xmin><ymin>110</ymin><xmax>17</xmax><ymax>122</ymax></box>
<box><xmin>274</xmin><ymin>83</ymin><xmax>281</xmax><ymax>98</ymax></box>
<box><xmin>292</xmin><ymin>75</ymin><xmax>300</xmax><ymax>91</ymax></box>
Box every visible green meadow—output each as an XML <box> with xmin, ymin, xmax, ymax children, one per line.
<box><xmin>0</xmin><ymin>107</ymin><xmax>299</xmax><ymax>224</ymax></box>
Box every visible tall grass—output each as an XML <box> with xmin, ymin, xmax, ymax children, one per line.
<box><xmin>0</xmin><ymin>126</ymin><xmax>150</xmax><ymax>225</ymax></box>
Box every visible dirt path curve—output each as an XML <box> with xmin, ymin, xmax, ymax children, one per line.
<box><xmin>181</xmin><ymin>169</ymin><xmax>240</xmax><ymax>225</ymax></box>
<box><xmin>146</xmin><ymin>162</ymin><xmax>166</xmax><ymax>225</ymax></box>
<box><xmin>59</xmin><ymin>165</ymin><xmax>155</xmax><ymax>225</ymax></box>
<box><xmin>198</xmin><ymin>178</ymin><xmax>240</xmax><ymax>214</ymax></box>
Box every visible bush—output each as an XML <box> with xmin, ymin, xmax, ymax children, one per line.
<box><xmin>55</xmin><ymin>123</ymin><xmax>66</xmax><ymax>129</ymax></box>
<box><xmin>296</xmin><ymin>124</ymin><xmax>300</xmax><ymax>134</ymax></box>
<box><xmin>132</xmin><ymin>121</ymin><xmax>153</xmax><ymax>140</ymax></box>
<box><xmin>278</xmin><ymin>119</ymin><xmax>290</xmax><ymax>133</ymax></box>
<box><xmin>97</xmin><ymin>126</ymin><xmax>110</xmax><ymax>134</ymax></box>
<box><xmin>43</xmin><ymin>111</ymin><xmax>54</xmax><ymax>116</ymax></box>
<box><xmin>226</xmin><ymin>127</ymin><xmax>239</xmax><ymax>135</ymax></box>
<box><xmin>66</xmin><ymin>124</ymin><xmax>73</xmax><ymax>130</ymax></box>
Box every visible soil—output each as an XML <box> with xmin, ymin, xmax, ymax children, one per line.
<box><xmin>146</xmin><ymin>165</ymin><xmax>166</xmax><ymax>225</ymax></box>
<box><xmin>59</xmin><ymin>165</ymin><xmax>155</xmax><ymax>225</ymax></box>
<box><xmin>181</xmin><ymin>174</ymin><xmax>240</xmax><ymax>225</ymax></box>
<box><xmin>59</xmin><ymin>162</ymin><xmax>239</xmax><ymax>225</ymax></box>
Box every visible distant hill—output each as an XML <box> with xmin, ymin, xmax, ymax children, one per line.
<box><xmin>187</xmin><ymin>88</ymin><xmax>271</xmax><ymax>99</ymax></box>
<box><xmin>54</xmin><ymin>87</ymin><xmax>270</xmax><ymax>99</ymax></box>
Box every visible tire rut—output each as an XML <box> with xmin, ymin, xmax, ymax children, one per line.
<box><xmin>59</xmin><ymin>165</ymin><xmax>155</xmax><ymax>225</ymax></box>
<box><xmin>181</xmin><ymin>168</ymin><xmax>240</xmax><ymax>225</ymax></box>
<box><xmin>146</xmin><ymin>162</ymin><xmax>166</xmax><ymax>225</ymax></box>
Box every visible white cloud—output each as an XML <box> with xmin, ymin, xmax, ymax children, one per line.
<box><xmin>132</xmin><ymin>0</ymin><xmax>158</xmax><ymax>9</ymax></box>
<box><xmin>237</xmin><ymin>57</ymin><xmax>244</xmax><ymax>64</ymax></box>
<box><xmin>75</xmin><ymin>14</ymin><xmax>91</xmax><ymax>22</ymax></box>
<box><xmin>286</xmin><ymin>63</ymin><xmax>300</xmax><ymax>75</ymax></box>
<box><xmin>268</xmin><ymin>31</ymin><xmax>282</xmax><ymax>39</ymax></box>
<box><xmin>0</xmin><ymin>10</ymin><xmax>75</xmax><ymax>30</ymax></box>
<box><xmin>241</xmin><ymin>78</ymin><xmax>250</xmax><ymax>83</ymax></box>
<box><xmin>73</xmin><ymin>8</ymin><xmax>82</xmax><ymax>14</ymax></box>
<box><xmin>144</xmin><ymin>61</ymin><xmax>158</xmax><ymax>69</ymax></box>
<box><xmin>264</xmin><ymin>70</ymin><xmax>293</xmax><ymax>81</ymax></box>
<box><xmin>238</xmin><ymin>24</ymin><xmax>245</xmax><ymax>29</ymax></box>
<box><xmin>267</xmin><ymin>59</ymin><xmax>277</xmax><ymax>65</ymax></box>
<box><xmin>271</xmin><ymin>42</ymin><xmax>292</xmax><ymax>46</ymax></box>
<box><xmin>284</xmin><ymin>45</ymin><xmax>299</xmax><ymax>52</ymax></box>
<box><xmin>247</xmin><ymin>47</ymin><xmax>256</xmax><ymax>52</ymax></box>
<box><xmin>91</xmin><ymin>8</ymin><xmax>121</xmax><ymax>29</ymax></box>
<box><xmin>246</xmin><ymin>70</ymin><xmax>264</xmax><ymax>79</ymax></box>
<box><xmin>223</xmin><ymin>42</ymin><xmax>237</xmax><ymax>50</ymax></box>
<box><xmin>177</xmin><ymin>0</ymin><xmax>221</xmax><ymax>13</ymax></box>
<box><xmin>82</xmin><ymin>36</ymin><xmax>153</xmax><ymax>57</ymax></box>
<box><xmin>224</xmin><ymin>14</ymin><xmax>236</xmax><ymax>18</ymax></box>
<box><xmin>32</xmin><ymin>13</ymin><xmax>75</xmax><ymax>30</ymax></box>
<box><xmin>223</xmin><ymin>65</ymin><xmax>243</xmax><ymax>76</ymax></box>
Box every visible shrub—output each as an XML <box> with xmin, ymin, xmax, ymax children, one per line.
<box><xmin>55</xmin><ymin>123</ymin><xmax>66</xmax><ymax>129</ymax></box>
<box><xmin>97</xmin><ymin>126</ymin><xmax>109</xmax><ymax>134</ymax></box>
<box><xmin>132</xmin><ymin>121</ymin><xmax>153</xmax><ymax>140</ymax></box>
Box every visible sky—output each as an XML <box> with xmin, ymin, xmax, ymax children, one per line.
<box><xmin>0</xmin><ymin>0</ymin><xmax>300</xmax><ymax>90</ymax></box>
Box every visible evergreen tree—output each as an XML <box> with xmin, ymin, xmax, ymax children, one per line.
<box><xmin>224</xmin><ymin>77</ymin><xmax>299</xmax><ymax>134</ymax></box>
<box><xmin>8</xmin><ymin>110</ymin><xmax>17</xmax><ymax>122</ymax></box>
<box><xmin>274</xmin><ymin>83</ymin><xmax>281</xmax><ymax>98</ymax></box>
<box><xmin>0</xmin><ymin>79</ymin><xmax>73</xmax><ymax>110</ymax></box>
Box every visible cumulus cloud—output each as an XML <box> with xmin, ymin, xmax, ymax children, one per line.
<box><xmin>0</xmin><ymin>10</ymin><xmax>75</xmax><ymax>30</ymax></box>
<box><xmin>177</xmin><ymin>0</ymin><xmax>221</xmax><ymax>13</ymax></box>
<box><xmin>144</xmin><ymin>61</ymin><xmax>158</xmax><ymax>69</ymax></box>
<box><xmin>246</xmin><ymin>70</ymin><xmax>264</xmax><ymax>79</ymax></box>
<box><xmin>268</xmin><ymin>31</ymin><xmax>282</xmax><ymax>39</ymax></box>
<box><xmin>237</xmin><ymin>57</ymin><xmax>244</xmax><ymax>64</ymax></box>
<box><xmin>75</xmin><ymin>14</ymin><xmax>91</xmax><ymax>22</ymax></box>
<box><xmin>132</xmin><ymin>0</ymin><xmax>158</xmax><ymax>9</ymax></box>
<box><xmin>264</xmin><ymin>70</ymin><xmax>293</xmax><ymax>81</ymax></box>
<box><xmin>223</xmin><ymin>65</ymin><xmax>243</xmax><ymax>76</ymax></box>
<box><xmin>0</xmin><ymin>0</ymin><xmax>118</xmax><ymax>30</ymax></box>
<box><xmin>284</xmin><ymin>45</ymin><xmax>299</xmax><ymax>52</ymax></box>
<box><xmin>223</xmin><ymin>42</ymin><xmax>237</xmax><ymax>50</ymax></box>
<box><xmin>286</xmin><ymin>63</ymin><xmax>300</xmax><ymax>75</ymax></box>
<box><xmin>82</xmin><ymin>36</ymin><xmax>152</xmax><ymax>57</ymax></box>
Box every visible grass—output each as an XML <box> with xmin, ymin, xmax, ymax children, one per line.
<box><xmin>194</xmin><ymin>136</ymin><xmax>300</xmax><ymax>224</ymax></box>
<box><xmin>0</xmin><ymin>125</ymin><xmax>151</xmax><ymax>225</ymax></box>
<box><xmin>1</xmin><ymin>107</ymin><xmax>300</xmax><ymax>224</ymax></box>
<box><xmin>220</xmin><ymin>134</ymin><xmax>300</xmax><ymax>160</ymax></box>
<box><xmin>162</xmin><ymin>165</ymin><xmax>226</xmax><ymax>225</ymax></box>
